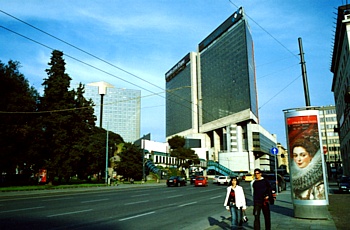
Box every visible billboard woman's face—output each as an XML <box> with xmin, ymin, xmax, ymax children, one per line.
<box><xmin>293</xmin><ymin>146</ymin><xmax>312</xmax><ymax>168</ymax></box>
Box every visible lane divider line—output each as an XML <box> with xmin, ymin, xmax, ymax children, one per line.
<box><xmin>47</xmin><ymin>209</ymin><xmax>93</xmax><ymax>217</ymax></box>
<box><xmin>0</xmin><ymin>206</ymin><xmax>44</xmax><ymax>214</ymax></box>
<box><xmin>124</xmin><ymin>200</ymin><xmax>149</xmax><ymax>205</ymax></box>
<box><xmin>167</xmin><ymin>194</ymin><xmax>183</xmax><ymax>198</ymax></box>
<box><xmin>131</xmin><ymin>194</ymin><xmax>150</xmax><ymax>197</ymax></box>
<box><xmin>178</xmin><ymin>201</ymin><xmax>197</xmax><ymax>207</ymax></box>
<box><xmin>81</xmin><ymin>198</ymin><xmax>109</xmax><ymax>203</ymax></box>
<box><xmin>210</xmin><ymin>195</ymin><xmax>222</xmax><ymax>200</ymax></box>
<box><xmin>119</xmin><ymin>211</ymin><xmax>155</xmax><ymax>221</ymax></box>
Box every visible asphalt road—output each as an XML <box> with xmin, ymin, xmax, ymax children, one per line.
<box><xmin>0</xmin><ymin>183</ymin><xmax>242</xmax><ymax>230</ymax></box>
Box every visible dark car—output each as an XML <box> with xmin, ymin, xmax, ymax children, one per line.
<box><xmin>166</xmin><ymin>176</ymin><xmax>187</xmax><ymax>187</ymax></box>
<box><xmin>338</xmin><ymin>176</ymin><xmax>350</xmax><ymax>193</ymax></box>
<box><xmin>263</xmin><ymin>173</ymin><xmax>286</xmax><ymax>193</ymax></box>
<box><xmin>189</xmin><ymin>175</ymin><xmax>197</xmax><ymax>185</ymax></box>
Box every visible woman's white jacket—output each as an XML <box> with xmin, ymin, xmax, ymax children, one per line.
<box><xmin>223</xmin><ymin>185</ymin><xmax>247</xmax><ymax>209</ymax></box>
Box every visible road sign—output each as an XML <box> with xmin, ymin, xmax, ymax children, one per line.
<box><xmin>270</xmin><ymin>147</ymin><xmax>279</xmax><ymax>155</ymax></box>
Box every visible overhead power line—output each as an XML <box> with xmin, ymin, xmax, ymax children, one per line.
<box><xmin>0</xmin><ymin>25</ymin><xmax>160</xmax><ymax>98</ymax></box>
<box><xmin>0</xmin><ymin>10</ymin><xmax>163</xmax><ymax>92</ymax></box>
<box><xmin>258</xmin><ymin>75</ymin><xmax>301</xmax><ymax>110</ymax></box>
<box><xmin>228</xmin><ymin>0</ymin><xmax>299</xmax><ymax>60</ymax></box>
<box><xmin>0</xmin><ymin>10</ymin><xmax>205</xmax><ymax>126</ymax></box>
<box><xmin>227</xmin><ymin>0</ymin><xmax>302</xmax><ymax>109</ymax></box>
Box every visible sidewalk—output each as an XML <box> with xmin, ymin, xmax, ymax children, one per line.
<box><xmin>206</xmin><ymin>186</ymin><xmax>337</xmax><ymax>230</ymax></box>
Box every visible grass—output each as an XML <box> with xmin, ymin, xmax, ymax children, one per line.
<box><xmin>0</xmin><ymin>183</ymin><xmax>107</xmax><ymax>192</ymax></box>
<box><xmin>0</xmin><ymin>179</ymin><xmax>162</xmax><ymax>192</ymax></box>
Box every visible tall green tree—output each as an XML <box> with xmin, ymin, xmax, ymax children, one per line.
<box><xmin>0</xmin><ymin>60</ymin><xmax>39</xmax><ymax>174</ymax></box>
<box><xmin>68</xmin><ymin>83</ymin><xmax>97</xmax><ymax>180</ymax></box>
<box><xmin>38</xmin><ymin>50</ymin><xmax>80</xmax><ymax>182</ymax></box>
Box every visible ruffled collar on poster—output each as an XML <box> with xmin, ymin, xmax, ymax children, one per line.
<box><xmin>291</xmin><ymin>150</ymin><xmax>323</xmax><ymax>191</ymax></box>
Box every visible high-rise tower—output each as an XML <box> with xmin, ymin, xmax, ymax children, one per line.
<box><xmin>166</xmin><ymin>7</ymin><xmax>276</xmax><ymax>173</ymax></box>
<box><xmin>85</xmin><ymin>84</ymin><xmax>141</xmax><ymax>143</ymax></box>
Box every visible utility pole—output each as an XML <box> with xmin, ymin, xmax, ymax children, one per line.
<box><xmin>298</xmin><ymin>37</ymin><xmax>311</xmax><ymax>106</ymax></box>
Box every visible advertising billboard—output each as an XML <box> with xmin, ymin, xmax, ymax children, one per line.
<box><xmin>285</xmin><ymin>109</ymin><xmax>328</xmax><ymax>208</ymax></box>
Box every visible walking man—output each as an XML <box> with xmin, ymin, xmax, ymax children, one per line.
<box><xmin>251</xmin><ymin>168</ymin><xmax>274</xmax><ymax>230</ymax></box>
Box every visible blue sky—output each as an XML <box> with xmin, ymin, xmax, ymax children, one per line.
<box><xmin>0</xmin><ymin>1</ymin><xmax>341</xmax><ymax>146</ymax></box>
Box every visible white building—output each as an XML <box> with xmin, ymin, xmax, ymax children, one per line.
<box><xmin>84</xmin><ymin>82</ymin><xmax>141</xmax><ymax>143</ymax></box>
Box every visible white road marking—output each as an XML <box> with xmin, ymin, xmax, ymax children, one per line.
<box><xmin>81</xmin><ymin>198</ymin><xmax>109</xmax><ymax>203</ymax></box>
<box><xmin>167</xmin><ymin>194</ymin><xmax>183</xmax><ymax>198</ymax></box>
<box><xmin>47</xmin><ymin>209</ymin><xmax>93</xmax><ymax>217</ymax></box>
<box><xmin>178</xmin><ymin>201</ymin><xmax>197</xmax><ymax>207</ymax></box>
<box><xmin>210</xmin><ymin>195</ymin><xmax>222</xmax><ymax>199</ymax></box>
<box><xmin>124</xmin><ymin>200</ymin><xmax>149</xmax><ymax>205</ymax></box>
<box><xmin>0</xmin><ymin>206</ymin><xmax>44</xmax><ymax>214</ymax></box>
<box><xmin>131</xmin><ymin>194</ymin><xmax>149</xmax><ymax>197</ymax></box>
<box><xmin>42</xmin><ymin>197</ymin><xmax>74</xmax><ymax>202</ymax></box>
<box><xmin>119</xmin><ymin>211</ymin><xmax>155</xmax><ymax>221</ymax></box>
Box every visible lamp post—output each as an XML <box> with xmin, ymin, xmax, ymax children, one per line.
<box><xmin>105</xmin><ymin>122</ymin><xmax>109</xmax><ymax>184</ymax></box>
<box><xmin>87</xmin><ymin>81</ymin><xmax>114</xmax><ymax>184</ymax></box>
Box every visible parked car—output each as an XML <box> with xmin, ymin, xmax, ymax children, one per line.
<box><xmin>338</xmin><ymin>176</ymin><xmax>350</xmax><ymax>193</ymax></box>
<box><xmin>217</xmin><ymin>176</ymin><xmax>230</xmax><ymax>185</ymax></box>
<box><xmin>194</xmin><ymin>176</ymin><xmax>208</xmax><ymax>187</ymax></box>
<box><xmin>283</xmin><ymin>174</ymin><xmax>290</xmax><ymax>182</ymax></box>
<box><xmin>189</xmin><ymin>175</ymin><xmax>197</xmax><ymax>185</ymax></box>
<box><xmin>212</xmin><ymin>175</ymin><xmax>220</xmax><ymax>184</ymax></box>
<box><xmin>166</xmin><ymin>176</ymin><xmax>187</xmax><ymax>187</ymax></box>
<box><xmin>244</xmin><ymin>173</ymin><xmax>254</xmax><ymax>182</ymax></box>
<box><xmin>263</xmin><ymin>173</ymin><xmax>286</xmax><ymax>193</ymax></box>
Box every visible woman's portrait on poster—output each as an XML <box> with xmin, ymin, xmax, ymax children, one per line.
<box><xmin>291</xmin><ymin>138</ymin><xmax>325</xmax><ymax>200</ymax></box>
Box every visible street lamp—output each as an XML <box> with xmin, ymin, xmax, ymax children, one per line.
<box><xmin>87</xmin><ymin>81</ymin><xmax>114</xmax><ymax>128</ymax></box>
<box><xmin>87</xmin><ymin>81</ymin><xmax>114</xmax><ymax>184</ymax></box>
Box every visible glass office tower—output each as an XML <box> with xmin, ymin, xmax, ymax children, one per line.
<box><xmin>198</xmin><ymin>7</ymin><xmax>258</xmax><ymax>127</ymax></box>
<box><xmin>84</xmin><ymin>84</ymin><xmax>141</xmax><ymax>143</ymax></box>
<box><xmin>166</xmin><ymin>7</ymin><xmax>258</xmax><ymax>138</ymax></box>
<box><xmin>166</xmin><ymin>52</ymin><xmax>198</xmax><ymax>137</ymax></box>
<box><xmin>165</xmin><ymin>7</ymin><xmax>269</xmax><ymax>168</ymax></box>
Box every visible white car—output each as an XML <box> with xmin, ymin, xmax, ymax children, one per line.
<box><xmin>217</xmin><ymin>176</ymin><xmax>230</xmax><ymax>185</ymax></box>
<box><xmin>212</xmin><ymin>175</ymin><xmax>219</xmax><ymax>184</ymax></box>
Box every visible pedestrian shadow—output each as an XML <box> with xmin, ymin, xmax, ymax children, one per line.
<box><xmin>207</xmin><ymin>213</ymin><xmax>255</xmax><ymax>230</ymax></box>
<box><xmin>208</xmin><ymin>216</ymin><xmax>231</xmax><ymax>229</ymax></box>
<box><xmin>270</xmin><ymin>203</ymin><xmax>294</xmax><ymax>217</ymax></box>
<box><xmin>276</xmin><ymin>199</ymin><xmax>293</xmax><ymax>205</ymax></box>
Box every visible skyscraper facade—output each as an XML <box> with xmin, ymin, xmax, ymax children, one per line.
<box><xmin>331</xmin><ymin>4</ymin><xmax>350</xmax><ymax>176</ymax></box>
<box><xmin>165</xmin><ymin>7</ymin><xmax>276</xmax><ymax>173</ymax></box>
<box><xmin>84</xmin><ymin>84</ymin><xmax>141</xmax><ymax>143</ymax></box>
<box><xmin>198</xmin><ymin>8</ymin><xmax>258</xmax><ymax>128</ymax></box>
<box><xmin>166</xmin><ymin>52</ymin><xmax>198</xmax><ymax>137</ymax></box>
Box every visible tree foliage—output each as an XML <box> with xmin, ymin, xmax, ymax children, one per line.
<box><xmin>0</xmin><ymin>51</ymin><xmax>130</xmax><ymax>185</ymax></box>
<box><xmin>168</xmin><ymin>135</ymin><xmax>186</xmax><ymax>149</ymax></box>
<box><xmin>168</xmin><ymin>135</ymin><xmax>199</xmax><ymax>169</ymax></box>
<box><xmin>116</xmin><ymin>143</ymin><xmax>143</xmax><ymax>180</ymax></box>
<box><xmin>37</xmin><ymin>50</ymin><xmax>123</xmax><ymax>183</ymax></box>
<box><xmin>0</xmin><ymin>60</ymin><xmax>39</xmax><ymax>174</ymax></box>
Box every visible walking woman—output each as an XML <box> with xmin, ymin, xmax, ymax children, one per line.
<box><xmin>224</xmin><ymin>177</ymin><xmax>247</xmax><ymax>229</ymax></box>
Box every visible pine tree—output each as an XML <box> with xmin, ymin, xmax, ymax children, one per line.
<box><xmin>39</xmin><ymin>50</ymin><xmax>77</xmax><ymax>183</ymax></box>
